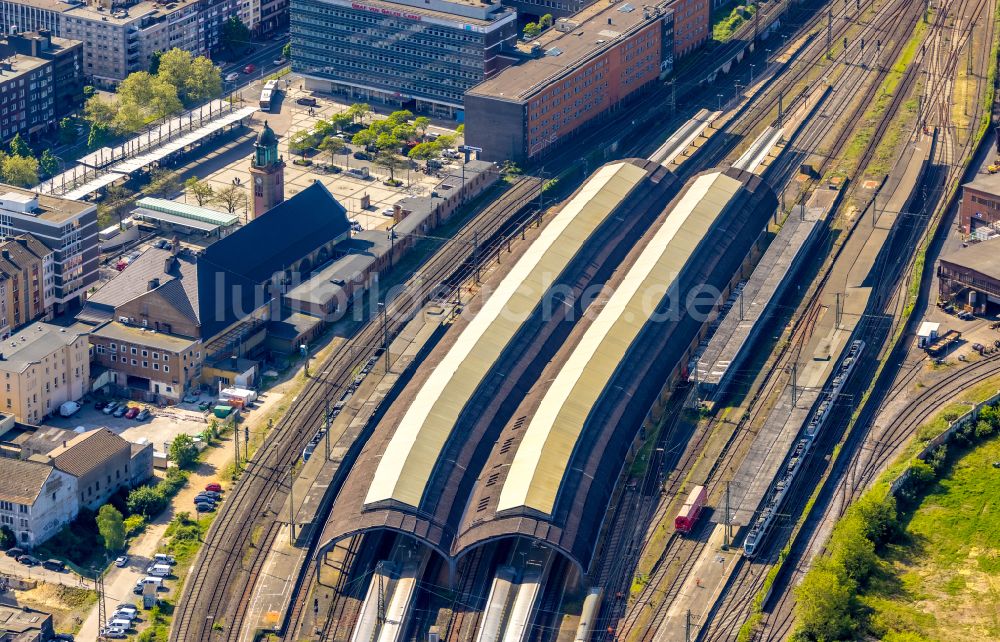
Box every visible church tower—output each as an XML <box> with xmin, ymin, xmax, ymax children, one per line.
<box><xmin>249</xmin><ymin>121</ymin><xmax>285</xmax><ymax>219</ymax></box>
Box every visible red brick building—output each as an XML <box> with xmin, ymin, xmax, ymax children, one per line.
<box><xmin>959</xmin><ymin>172</ymin><xmax>1000</xmax><ymax>234</ymax></box>
<box><xmin>672</xmin><ymin>0</ymin><xmax>709</xmax><ymax>56</ymax></box>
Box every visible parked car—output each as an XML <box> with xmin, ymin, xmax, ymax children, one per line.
<box><xmin>5</xmin><ymin>547</ymin><xmax>23</xmax><ymax>558</ymax></box>
<box><xmin>273</xmin><ymin>57</ymin><xmax>285</xmax><ymax>65</ymax></box>
<box><xmin>102</xmin><ymin>402</ymin><xmax>119</xmax><ymax>415</ymax></box>
<box><xmin>101</xmin><ymin>628</ymin><xmax>127</xmax><ymax>639</ymax></box>
<box><xmin>353</xmin><ymin>151</ymin><xmax>370</xmax><ymax>160</ymax></box>
<box><xmin>42</xmin><ymin>559</ymin><xmax>65</xmax><ymax>572</ymax></box>
<box><xmin>136</xmin><ymin>408</ymin><xmax>151</xmax><ymax>421</ymax></box>
<box><xmin>132</xmin><ymin>585</ymin><xmax>143</xmax><ymax>595</ymax></box>
<box><xmin>195</xmin><ymin>502</ymin><xmax>215</xmax><ymax>513</ymax></box>
<box><xmin>153</xmin><ymin>553</ymin><xmax>176</xmax><ymax>565</ymax></box>
<box><xmin>125</xmin><ymin>406</ymin><xmax>140</xmax><ymax>419</ymax></box>
<box><xmin>200</xmin><ymin>490</ymin><xmax>222</xmax><ymax>500</ymax></box>
<box><xmin>17</xmin><ymin>555</ymin><xmax>38</xmax><ymax>566</ymax></box>
<box><xmin>193</xmin><ymin>494</ymin><xmax>216</xmax><ymax>505</ymax></box>
<box><xmin>296</xmin><ymin>96</ymin><xmax>317</xmax><ymax>107</ymax></box>
<box><xmin>94</xmin><ymin>400</ymin><xmax>107</xmax><ymax>410</ymax></box>
<box><xmin>116</xmin><ymin>603</ymin><xmax>137</xmax><ymax>614</ymax></box>
<box><xmin>115</xmin><ymin>555</ymin><xmax>129</xmax><ymax>567</ymax></box>
<box><xmin>205</xmin><ymin>483</ymin><xmax>222</xmax><ymax>493</ymax></box>
<box><xmin>113</xmin><ymin>405</ymin><xmax>128</xmax><ymax>418</ymax></box>
<box><xmin>111</xmin><ymin>609</ymin><xmax>136</xmax><ymax>621</ymax></box>
<box><xmin>243</xmin><ymin>63</ymin><xmax>255</xmax><ymax>74</ymax></box>
<box><xmin>146</xmin><ymin>564</ymin><xmax>170</xmax><ymax>577</ymax></box>
<box><xmin>225</xmin><ymin>72</ymin><xmax>240</xmax><ymax>82</ymax></box>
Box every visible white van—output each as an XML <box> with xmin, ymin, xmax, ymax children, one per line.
<box><xmin>108</xmin><ymin>618</ymin><xmax>133</xmax><ymax>629</ymax></box>
<box><xmin>153</xmin><ymin>553</ymin><xmax>176</xmax><ymax>565</ymax></box>
<box><xmin>137</xmin><ymin>576</ymin><xmax>164</xmax><ymax>588</ymax></box>
<box><xmin>147</xmin><ymin>564</ymin><xmax>171</xmax><ymax>577</ymax></box>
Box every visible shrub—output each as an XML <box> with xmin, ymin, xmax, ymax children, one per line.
<box><xmin>169</xmin><ymin>434</ymin><xmax>199</xmax><ymax>469</ymax></box>
<box><xmin>124</xmin><ymin>514</ymin><xmax>146</xmax><ymax>538</ymax></box>
<box><xmin>127</xmin><ymin>484</ymin><xmax>168</xmax><ymax>518</ymax></box>
<box><xmin>795</xmin><ymin>559</ymin><xmax>859</xmax><ymax>641</ymax></box>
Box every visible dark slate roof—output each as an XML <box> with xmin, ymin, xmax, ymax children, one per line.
<box><xmin>0</xmin><ymin>458</ymin><xmax>54</xmax><ymax>504</ymax></box>
<box><xmin>197</xmin><ymin>181</ymin><xmax>349</xmax><ymax>338</ymax></box>
<box><xmin>47</xmin><ymin>428</ymin><xmax>130</xmax><ymax>479</ymax></box>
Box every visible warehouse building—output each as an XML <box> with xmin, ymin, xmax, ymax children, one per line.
<box><xmin>290</xmin><ymin>0</ymin><xmax>517</xmax><ymax>115</ymax></box>
<box><xmin>958</xmin><ymin>172</ymin><xmax>1000</xmax><ymax>235</ymax></box>
<box><xmin>463</xmin><ymin>0</ymin><xmax>707</xmax><ymax>162</ymax></box>
<box><xmin>938</xmin><ymin>237</ymin><xmax>1000</xmax><ymax>313</ymax></box>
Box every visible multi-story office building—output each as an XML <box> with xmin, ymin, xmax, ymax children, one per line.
<box><xmin>0</xmin><ymin>188</ymin><xmax>99</xmax><ymax>311</ymax></box>
<box><xmin>0</xmin><ymin>322</ymin><xmax>89</xmax><ymax>424</ymax></box>
<box><xmin>0</xmin><ymin>234</ymin><xmax>55</xmax><ymax>338</ymax></box>
<box><xmin>0</xmin><ymin>0</ymin><xmax>240</xmax><ymax>87</ymax></box>
<box><xmin>291</xmin><ymin>0</ymin><xmax>517</xmax><ymax>115</ymax></box>
<box><xmin>465</xmin><ymin>2</ymin><xmax>677</xmax><ymax>162</ymax></box>
<box><xmin>0</xmin><ymin>30</ymin><xmax>83</xmax><ymax>118</ymax></box>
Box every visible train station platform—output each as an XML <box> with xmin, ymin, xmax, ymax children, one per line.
<box><xmin>696</xmin><ymin>202</ymin><xmax>824</xmax><ymax>400</ymax></box>
<box><xmin>727</xmin><ymin>136</ymin><xmax>932</xmax><ymax>529</ymax></box>
<box><xmin>238</xmin><ymin>303</ymin><xmax>455</xmax><ymax>641</ymax></box>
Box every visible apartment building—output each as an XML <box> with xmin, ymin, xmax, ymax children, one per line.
<box><xmin>44</xmin><ymin>428</ymin><xmax>136</xmax><ymax>511</ymax></box>
<box><xmin>0</xmin><ymin>234</ymin><xmax>55</xmax><ymax>338</ymax></box>
<box><xmin>0</xmin><ymin>54</ymin><xmax>55</xmax><ymax>144</ymax></box>
<box><xmin>0</xmin><ymin>30</ymin><xmax>84</xmax><ymax>118</ymax></box>
<box><xmin>0</xmin><ymin>188</ymin><xmax>99</xmax><ymax>312</ymax></box>
<box><xmin>0</xmin><ymin>322</ymin><xmax>89</xmax><ymax>424</ymax></box>
<box><xmin>0</xmin><ymin>0</ymin><xmax>240</xmax><ymax>87</ymax></box>
<box><xmin>0</xmin><ymin>456</ymin><xmax>77</xmax><ymax>546</ymax></box>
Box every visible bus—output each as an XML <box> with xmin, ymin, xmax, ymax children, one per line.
<box><xmin>259</xmin><ymin>79</ymin><xmax>279</xmax><ymax>112</ymax></box>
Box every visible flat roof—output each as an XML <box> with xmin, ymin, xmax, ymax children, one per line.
<box><xmin>498</xmin><ymin>171</ymin><xmax>743</xmax><ymax>515</ymax></box>
<box><xmin>321</xmin><ymin>0</ymin><xmax>512</xmax><ymax>27</ymax></box>
<box><xmin>939</xmin><ymin>237</ymin><xmax>1000</xmax><ymax>281</ymax></box>
<box><xmin>466</xmin><ymin>2</ymin><xmax>663</xmax><ymax>101</ymax></box>
<box><xmin>0</xmin><ymin>55</ymin><xmax>48</xmax><ymax>81</ymax></box>
<box><xmin>92</xmin><ymin>321</ymin><xmax>199</xmax><ymax>353</ymax></box>
<box><xmin>133</xmin><ymin>209</ymin><xmax>220</xmax><ymax>232</ymax></box>
<box><xmin>965</xmin><ymin>171</ymin><xmax>1000</xmax><ymax>196</ymax></box>
<box><xmin>0</xmin><ymin>322</ymin><xmax>86</xmax><ymax>374</ymax></box>
<box><xmin>363</xmin><ymin>160</ymin><xmax>650</xmax><ymax>507</ymax></box>
<box><xmin>135</xmin><ymin>197</ymin><xmax>239</xmax><ymax>227</ymax></box>
<box><xmin>0</xmin><ymin>185</ymin><xmax>93</xmax><ymax>222</ymax></box>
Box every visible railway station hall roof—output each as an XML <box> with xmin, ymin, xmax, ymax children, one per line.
<box><xmin>363</xmin><ymin>160</ymin><xmax>650</xmax><ymax>508</ymax></box>
<box><xmin>497</xmin><ymin>170</ymin><xmax>744</xmax><ymax>515</ymax></box>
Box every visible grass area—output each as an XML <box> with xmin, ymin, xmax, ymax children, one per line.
<box><xmin>14</xmin><ymin>584</ymin><xmax>97</xmax><ymax>635</ymax></box>
<box><xmin>713</xmin><ymin>3</ymin><xmax>757</xmax><ymax>43</ymax></box>
<box><xmin>860</xmin><ymin>434</ymin><xmax>1000</xmax><ymax>641</ymax></box>
<box><xmin>837</xmin><ymin>18</ymin><xmax>928</xmax><ymax>177</ymax></box>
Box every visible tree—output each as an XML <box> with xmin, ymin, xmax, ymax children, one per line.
<box><xmin>158</xmin><ymin>49</ymin><xmax>221</xmax><ymax>105</ymax></box>
<box><xmin>795</xmin><ymin>561</ymin><xmax>859</xmax><ymax>641</ymax></box>
<box><xmin>289</xmin><ymin>129</ymin><xmax>315</xmax><ymax>157</ymax></box>
<box><xmin>539</xmin><ymin>13</ymin><xmax>553</xmax><ymax>28</ymax></box>
<box><xmin>184</xmin><ymin>177</ymin><xmax>215</xmax><ymax>206</ymax></box>
<box><xmin>320</xmin><ymin>136</ymin><xmax>346</xmax><ymax>166</ymax></box>
<box><xmin>39</xmin><ymin>150</ymin><xmax>59</xmax><ymax>178</ymax></box>
<box><xmin>351</xmin><ymin>129</ymin><xmax>377</xmax><ymax>149</ymax></box>
<box><xmin>169</xmin><ymin>433</ymin><xmax>199</xmax><ymax>469</ymax></box>
<box><xmin>127</xmin><ymin>485</ymin><xmax>168</xmax><ymax>518</ymax></box>
<box><xmin>375</xmin><ymin>148</ymin><xmax>404</xmax><ymax>183</ymax></box>
<box><xmin>0</xmin><ymin>525</ymin><xmax>14</xmax><ymax>550</ymax></box>
<box><xmin>84</xmin><ymin>96</ymin><xmax>116</xmax><ymax>128</ymax></box>
<box><xmin>117</xmin><ymin>71</ymin><xmax>183</xmax><ymax>123</ymax></box>
<box><xmin>282</xmin><ymin>42</ymin><xmax>292</xmax><ymax>60</ymax></box>
<box><xmin>408</xmin><ymin>141</ymin><xmax>441</xmax><ymax>168</ymax></box>
<box><xmin>96</xmin><ymin>504</ymin><xmax>126</xmax><ymax>553</ymax></box>
<box><xmin>347</xmin><ymin>103</ymin><xmax>372</xmax><ymax>124</ymax></box>
<box><xmin>9</xmin><ymin>133</ymin><xmax>30</xmax><ymax>158</ymax></box>
<box><xmin>148</xmin><ymin>50</ymin><xmax>163</xmax><ymax>75</ymax></box>
<box><xmin>222</xmin><ymin>16</ymin><xmax>252</xmax><ymax>56</ymax></box>
<box><xmin>2</xmin><ymin>154</ymin><xmax>38</xmax><ymax>187</ymax></box>
<box><xmin>146</xmin><ymin>168</ymin><xmax>180</xmax><ymax>198</ymax></box>
<box><xmin>83</xmin><ymin>85</ymin><xmax>95</xmax><ymax>99</ymax></box>
<box><xmin>456</xmin><ymin>123</ymin><xmax>464</xmax><ymax>135</ymax></box>
<box><xmin>58</xmin><ymin>118</ymin><xmax>76</xmax><ymax>145</ymax></box>
<box><xmin>213</xmin><ymin>183</ymin><xmax>246</xmax><ymax>215</ymax></box>
<box><xmin>88</xmin><ymin>122</ymin><xmax>111</xmax><ymax>149</ymax></box>
<box><xmin>413</xmin><ymin>116</ymin><xmax>431</xmax><ymax>138</ymax></box>
<box><xmin>523</xmin><ymin>22</ymin><xmax>541</xmax><ymax>39</ymax></box>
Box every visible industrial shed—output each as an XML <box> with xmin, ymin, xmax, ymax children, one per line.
<box><xmin>453</xmin><ymin>168</ymin><xmax>778</xmax><ymax>574</ymax></box>
<box><xmin>315</xmin><ymin>160</ymin><xmax>682</xmax><ymax>567</ymax></box>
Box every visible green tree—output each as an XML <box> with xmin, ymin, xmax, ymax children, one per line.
<box><xmin>500</xmin><ymin>160</ymin><xmax>522</xmax><ymax>176</ymax></box>
<box><xmin>795</xmin><ymin>561</ymin><xmax>859</xmax><ymax>641</ymax></box>
<box><xmin>169</xmin><ymin>433</ymin><xmax>199</xmax><ymax>469</ymax></box>
<box><xmin>0</xmin><ymin>525</ymin><xmax>14</xmax><ymax>549</ymax></box>
<box><xmin>351</xmin><ymin>128</ymin><xmax>377</xmax><ymax>149</ymax></box>
<box><xmin>456</xmin><ymin>123</ymin><xmax>464</xmax><ymax>135</ymax></box>
<box><xmin>829</xmin><ymin>516</ymin><xmax>878</xmax><ymax>584</ymax></box>
<box><xmin>186</xmin><ymin>55</ymin><xmax>223</xmax><ymax>104</ymax></box>
<box><xmin>523</xmin><ymin>22</ymin><xmax>541</xmax><ymax>39</ymax></box>
<box><xmin>408</xmin><ymin>141</ymin><xmax>441</xmax><ymax>168</ymax></box>
<box><xmin>2</xmin><ymin>154</ymin><xmax>38</xmax><ymax>187</ymax></box>
<box><xmin>84</xmin><ymin>96</ymin><xmax>116</xmax><ymax>128</ymax></box>
<box><xmin>127</xmin><ymin>485</ymin><xmax>168</xmax><ymax>518</ymax></box>
<box><xmin>115</xmin><ymin>71</ymin><xmax>183</xmax><ymax>130</ymax></box>
<box><xmin>88</xmin><ymin>122</ymin><xmax>110</xmax><ymax>149</ymax></box>
<box><xmin>96</xmin><ymin>504</ymin><xmax>126</xmax><ymax>553</ymax></box>
<box><xmin>184</xmin><ymin>176</ymin><xmax>215</xmax><ymax>206</ymax></box>
<box><xmin>320</xmin><ymin>136</ymin><xmax>346</xmax><ymax>166</ymax></box>
<box><xmin>347</xmin><ymin>103</ymin><xmax>373</xmax><ymax>124</ymax></box>
<box><xmin>123</xmin><ymin>514</ymin><xmax>146</xmax><ymax>538</ymax></box>
<box><xmin>58</xmin><ymin>118</ymin><xmax>76</xmax><ymax>145</ymax></box>
<box><xmin>83</xmin><ymin>85</ymin><xmax>95</xmax><ymax>99</ymax></box>
<box><xmin>282</xmin><ymin>42</ymin><xmax>292</xmax><ymax>60</ymax></box>
<box><xmin>222</xmin><ymin>16</ymin><xmax>252</xmax><ymax>55</ymax></box>
<box><xmin>289</xmin><ymin>129</ymin><xmax>316</xmax><ymax>157</ymax></box>
<box><xmin>375</xmin><ymin>148</ymin><xmax>404</xmax><ymax>183</ymax></box>
<box><xmin>540</xmin><ymin>13</ymin><xmax>553</xmax><ymax>28</ymax></box>
<box><xmin>9</xmin><ymin>133</ymin><xmax>30</xmax><ymax>158</ymax></box>
<box><xmin>148</xmin><ymin>50</ymin><xmax>163</xmax><ymax>75</ymax></box>
<box><xmin>413</xmin><ymin>116</ymin><xmax>431</xmax><ymax>138</ymax></box>
<box><xmin>39</xmin><ymin>150</ymin><xmax>59</xmax><ymax>178</ymax></box>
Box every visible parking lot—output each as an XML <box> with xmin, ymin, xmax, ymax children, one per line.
<box><xmin>45</xmin><ymin>393</ymin><xmax>217</xmax><ymax>455</ymax></box>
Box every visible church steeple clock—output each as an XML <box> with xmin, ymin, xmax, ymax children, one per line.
<box><xmin>249</xmin><ymin>121</ymin><xmax>285</xmax><ymax>219</ymax></box>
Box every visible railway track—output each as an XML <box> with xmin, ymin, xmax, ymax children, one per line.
<box><xmin>589</xmin><ymin>0</ymin><xmax>939</xmax><ymax>638</ymax></box>
<box><xmin>169</xmin><ymin>176</ymin><xmax>540</xmax><ymax>642</ymax></box>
